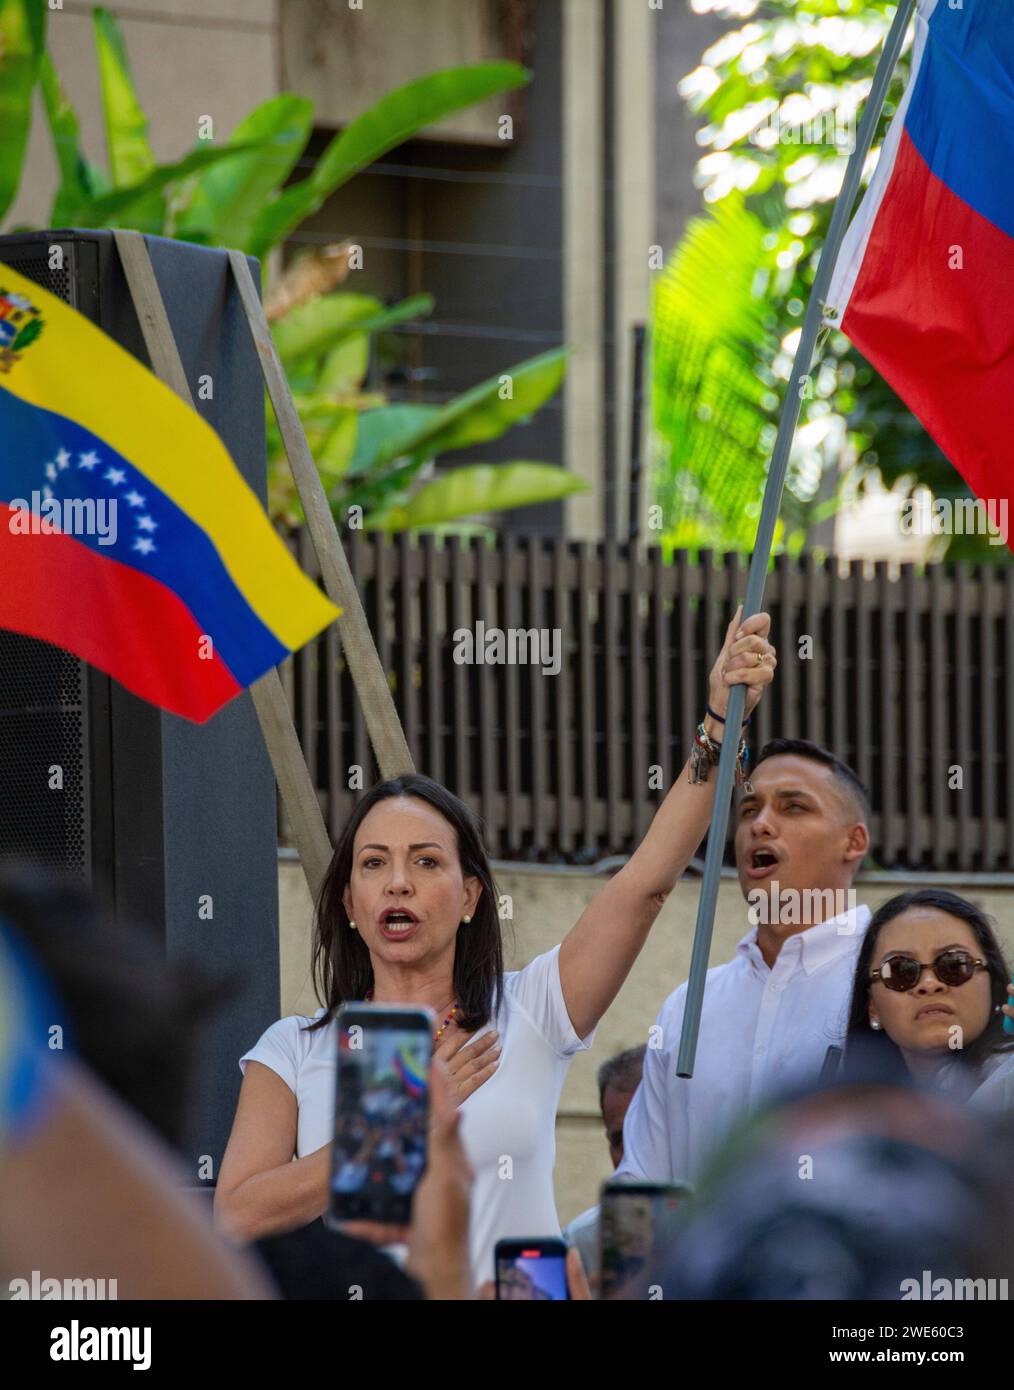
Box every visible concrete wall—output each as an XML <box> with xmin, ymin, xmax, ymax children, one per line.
<box><xmin>279</xmin><ymin>858</ymin><xmax>1014</xmax><ymax>1227</ymax></box>
<box><xmin>8</xmin><ymin>0</ymin><xmax>280</xmax><ymax>231</ymax></box>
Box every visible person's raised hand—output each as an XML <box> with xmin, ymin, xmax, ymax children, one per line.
<box><xmin>406</xmin><ymin>1057</ymin><xmax>474</xmax><ymax>1300</ymax></box>
<box><xmin>434</xmin><ymin>1020</ymin><xmax>501</xmax><ymax>1106</ymax></box>
<box><xmin>707</xmin><ymin>605</ymin><xmax>776</xmax><ymax>723</ymax></box>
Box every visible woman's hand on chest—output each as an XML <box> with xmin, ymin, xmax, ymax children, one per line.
<box><xmin>434</xmin><ymin>1022</ymin><xmax>501</xmax><ymax>1106</ymax></box>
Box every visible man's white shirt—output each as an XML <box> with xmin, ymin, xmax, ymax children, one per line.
<box><xmin>616</xmin><ymin>904</ymin><xmax>872</xmax><ymax>1185</ymax></box>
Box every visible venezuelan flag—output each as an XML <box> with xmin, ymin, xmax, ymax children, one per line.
<box><xmin>392</xmin><ymin>1043</ymin><xmax>427</xmax><ymax>1100</ymax></box>
<box><xmin>0</xmin><ymin>263</ymin><xmax>338</xmax><ymax>721</ymax></box>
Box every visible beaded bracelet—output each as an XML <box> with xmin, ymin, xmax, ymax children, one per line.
<box><xmin>689</xmin><ymin>720</ymin><xmax>749</xmax><ymax>786</ymax></box>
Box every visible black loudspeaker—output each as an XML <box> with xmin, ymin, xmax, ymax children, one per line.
<box><xmin>0</xmin><ymin>230</ymin><xmax>281</xmax><ymax>1179</ymax></box>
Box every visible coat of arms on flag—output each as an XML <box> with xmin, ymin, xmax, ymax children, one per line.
<box><xmin>0</xmin><ymin>288</ymin><xmax>45</xmax><ymax>373</ymax></box>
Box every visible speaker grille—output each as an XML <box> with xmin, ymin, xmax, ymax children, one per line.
<box><xmin>0</xmin><ymin>635</ymin><xmax>88</xmax><ymax>878</ymax></box>
<box><xmin>0</xmin><ymin>237</ymin><xmax>90</xmax><ymax>882</ymax></box>
<box><xmin>1</xmin><ymin>244</ymin><xmax>75</xmax><ymax>304</ymax></box>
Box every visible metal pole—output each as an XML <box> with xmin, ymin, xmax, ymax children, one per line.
<box><xmin>676</xmin><ymin>0</ymin><xmax>917</xmax><ymax>1077</ymax></box>
<box><xmin>628</xmin><ymin>322</ymin><xmax>646</xmax><ymax>544</ymax></box>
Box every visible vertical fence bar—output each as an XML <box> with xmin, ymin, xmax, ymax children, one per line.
<box><xmin>630</xmin><ymin>544</ymin><xmax>649</xmax><ymax>842</ymax></box>
<box><xmin>578</xmin><ymin>541</ymin><xmax>595</xmax><ymax>854</ymax></box>
<box><xmin>477</xmin><ymin>540</ymin><xmax>497</xmax><ymax>847</ymax></box>
<box><xmin>398</xmin><ymin>532</ymin><xmax>419</xmax><ymax>767</ymax></box>
<box><xmin>529</xmin><ymin>538</ymin><xmax>548</xmax><ymax>856</ymax></box>
<box><xmin>604</xmin><ymin>537</ymin><xmax>622</xmax><ymax>850</ymax></box>
<box><xmin>423</xmin><ymin>535</ymin><xmax>443</xmax><ymax>785</ymax></box>
<box><xmin>877</xmin><ymin>560</ymin><xmax>897</xmax><ymax>864</ymax></box>
<box><xmin>955</xmin><ymin>563</ymin><xmax>972</xmax><ymax>870</ymax></box>
<box><xmin>449</xmin><ymin>537</ymin><xmax>469</xmax><ymax>806</ymax></box>
<box><xmin>775</xmin><ymin>553</ymin><xmax>797</xmax><ymax>739</ymax></box>
<box><xmin>802</xmin><ymin>551</ymin><xmax>821</xmax><ymax>741</ymax></box>
<box><xmin>854</xmin><ymin>560</ymin><xmax>872</xmax><ymax>815</ymax></box>
<box><xmin>553</xmin><ymin>539</ymin><xmax>574</xmax><ymax>856</ymax></box>
<box><xmin>831</xmin><ymin>556</ymin><xmax>847</xmax><ymax>765</ymax></box>
<box><xmin>676</xmin><ymin>549</ymin><xmax>695</xmax><ymax>752</ymax></box>
<box><xmin>503</xmin><ymin>534</ymin><xmax>521</xmax><ymax>855</ymax></box>
<box><xmin>929</xmin><ymin>564</ymin><xmax>946</xmax><ymax>864</ymax></box>
<box><xmin>902</xmin><ymin>563</ymin><xmax>923</xmax><ymax>866</ymax></box>
<box><xmin>979</xmin><ymin>565</ymin><xmax>996</xmax><ymax>870</ymax></box>
<box><xmin>652</xmin><ymin>546</ymin><xmax>672</xmax><ymax>796</ymax></box>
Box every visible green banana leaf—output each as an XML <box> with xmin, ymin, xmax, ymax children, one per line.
<box><xmin>76</xmin><ymin>143</ymin><xmax>259</xmax><ymax>228</ymax></box>
<box><xmin>0</xmin><ymin>0</ymin><xmax>46</xmax><ymax>223</ymax></box>
<box><xmin>273</xmin><ymin>291</ymin><xmax>433</xmax><ymax>365</ymax></box>
<box><xmin>39</xmin><ymin>52</ymin><xmax>109</xmax><ymax>226</ymax></box>
<box><xmin>174</xmin><ymin>94</ymin><xmax>314</xmax><ymax>250</ymax></box>
<box><xmin>364</xmin><ymin>462</ymin><xmax>589</xmax><ymax>531</ymax></box>
<box><xmin>652</xmin><ymin>198</ymin><xmax>777</xmax><ymax>551</ymax></box>
<box><xmin>93</xmin><ymin>6</ymin><xmax>161</xmax><ymax>231</ymax></box>
<box><xmin>349</xmin><ymin>347</ymin><xmax>569</xmax><ymax>478</ymax></box>
<box><xmin>247</xmin><ymin>61</ymin><xmax>529</xmax><ymax>259</ymax></box>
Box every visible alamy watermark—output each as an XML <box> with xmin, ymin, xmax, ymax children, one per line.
<box><xmin>747</xmin><ymin>884</ymin><xmax>858</xmax><ymax>931</ymax></box>
<box><xmin>452</xmin><ymin>621</ymin><xmax>561</xmax><ymax>676</ymax></box>
<box><xmin>900</xmin><ymin>495</ymin><xmax>1008</xmax><ymax>547</ymax></box>
<box><xmin>901</xmin><ymin>1271</ymin><xmax>1008</xmax><ymax>1300</ymax></box>
<box><xmin>7</xmin><ymin>493</ymin><xmax>118</xmax><ymax>546</ymax></box>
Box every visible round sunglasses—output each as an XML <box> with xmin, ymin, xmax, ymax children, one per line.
<box><xmin>870</xmin><ymin>948</ymin><xmax>987</xmax><ymax>993</ymax></box>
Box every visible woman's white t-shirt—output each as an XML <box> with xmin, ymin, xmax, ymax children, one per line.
<box><xmin>239</xmin><ymin>944</ymin><xmax>595</xmax><ymax>1287</ymax></box>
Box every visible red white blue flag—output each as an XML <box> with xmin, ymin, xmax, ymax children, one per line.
<box><xmin>824</xmin><ymin>0</ymin><xmax>1014</xmax><ymax>535</ymax></box>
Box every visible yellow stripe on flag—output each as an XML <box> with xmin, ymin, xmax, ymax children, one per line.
<box><xmin>0</xmin><ymin>263</ymin><xmax>337</xmax><ymax>652</ymax></box>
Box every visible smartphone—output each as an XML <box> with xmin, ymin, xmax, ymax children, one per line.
<box><xmin>494</xmin><ymin>1238</ymin><xmax>570</xmax><ymax>1300</ymax></box>
<box><xmin>599</xmin><ymin>1180</ymin><xmax>691</xmax><ymax>1299</ymax></box>
<box><xmin>325</xmin><ymin>1003</ymin><xmax>432</xmax><ymax>1228</ymax></box>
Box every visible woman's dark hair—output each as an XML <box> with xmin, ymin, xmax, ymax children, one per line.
<box><xmin>844</xmin><ymin>889</ymin><xmax>1011</xmax><ymax>1083</ymax></box>
<box><xmin>307</xmin><ymin>774</ymin><xmax>504</xmax><ymax>1033</ymax></box>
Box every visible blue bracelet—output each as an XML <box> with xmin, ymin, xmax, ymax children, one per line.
<box><xmin>705</xmin><ymin>703</ymin><xmax>751</xmax><ymax>727</ymax></box>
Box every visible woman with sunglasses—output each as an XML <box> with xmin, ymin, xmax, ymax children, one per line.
<box><xmin>842</xmin><ymin>888</ymin><xmax>1014</xmax><ymax>1106</ymax></box>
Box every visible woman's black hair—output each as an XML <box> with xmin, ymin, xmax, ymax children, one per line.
<box><xmin>844</xmin><ymin>889</ymin><xmax>1011</xmax><ymax>1083</ymax></box>
<box><xmin>306</xmin><ymin>774</ymin><xmax>504</xmax><ymax>1033</ymax></box>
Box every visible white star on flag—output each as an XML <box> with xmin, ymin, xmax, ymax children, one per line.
<box><xmin>133</xmin><ymin>537</ymin><xmax>156</xmax><ymax>556</ymax></box>
<box><xmin>45</xmin><ymin>463</ymin><xmax>57</xmax><ymax>482</ymax></box>
<box><xmin>104</xmin><ymin>467</ymin><xmax>127</xmax><ymax>486</ymax></box>
<box><xmin>55</xmin><ymin>448</ymin><xmax>71</xmax><ymax>470</ymax></box>
<box><xmin>136</xmin><ymin>515</ymin><xmax>158</xmax><ymax>533</ymax></box>
<box><xmin>42</xmin><ymin>485</ymin><xmax>53</xmax><ymax>501</ymax></box>
<box><xmin>78</xmin><ymin>451</ymin><xmax>100</xmax><ymax>471</ymax></box>
<box><xmin>124</xmin><ymin>490</ymin><xmax>146</xmax><ymax>508</ymax></box>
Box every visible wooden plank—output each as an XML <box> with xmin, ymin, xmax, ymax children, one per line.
<box><xmin>227</xmin><ymin>249</ymin><xmax>414</xmax><ymax>778</ymax></box>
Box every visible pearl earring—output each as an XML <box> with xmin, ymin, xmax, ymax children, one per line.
<box><xmin>348</xmin><ymin>919</ymin><xmax>357</xmax><ymax>931</ymax></box>
<box><xmin>870</xmin><ymin>1019</ymin><xmax>881</xmax><ymax>1030</ymax></box>
<box><xmin>462</xmin><ymin>914</ymin><xmax>472</xmax><ymax>924</ymax></box>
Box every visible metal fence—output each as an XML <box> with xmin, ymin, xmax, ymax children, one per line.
<box><xmin>279</xmin><ymin>531</ymin><xmax>1014</xmax><ymax>872</ymax></box>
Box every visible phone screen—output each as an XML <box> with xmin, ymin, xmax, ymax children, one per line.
<box><xmin>328</xmin><ymin>1008</ymin><xmax>431</xmax><ymax>1226</ymax></box>
<box><xmin>599</xmin><ymin>1184</ymin><xmax>688</xmax><ymax>1299</ymax></box>
<box><xmin>495</xmin><ymin>1242</ymin><xmax>569</xmax><ymax>1300</ymax></box>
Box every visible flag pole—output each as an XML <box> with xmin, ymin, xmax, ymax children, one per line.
<box><xmin>675</xmin><ymin>0</ymin><xmax>917</xmax><ymax>1078</ymax></box>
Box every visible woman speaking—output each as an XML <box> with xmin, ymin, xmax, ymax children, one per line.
<box><xmin>215</xmin><ymin>608</ymin><xmax>776</xmax><ymax>1286</ymax></box>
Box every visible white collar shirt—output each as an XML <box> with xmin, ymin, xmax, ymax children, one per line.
<box><xmin>617</xmin><ymin>903</ymin><xmax>872</xmax><ymax>1185</ymax></box>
